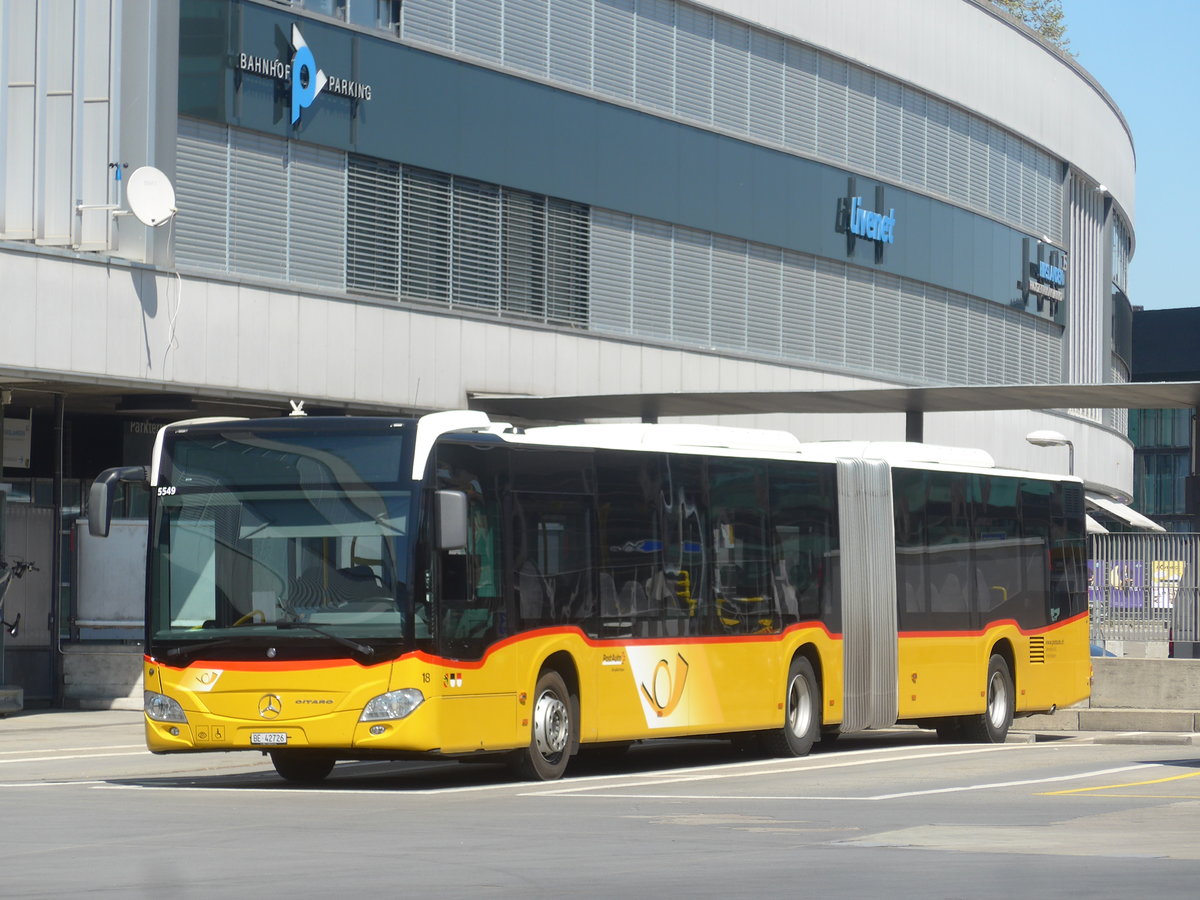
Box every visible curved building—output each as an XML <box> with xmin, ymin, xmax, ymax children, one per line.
<box><xmin>0</xmin><ymin>1</ymin><xmax>1135</xmax><ymax>699</ymax></box>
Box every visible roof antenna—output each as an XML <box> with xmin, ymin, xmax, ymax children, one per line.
<box><xmin>289</xmin><ymin>400</ymin><xmax>307</xmax><ymax>417</ymax></box>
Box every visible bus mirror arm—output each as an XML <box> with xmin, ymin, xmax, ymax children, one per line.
<box><xmin>434</xmin><ymin>490</ymin><xmax>469</xmax><ymax>552</ymax></box>
<box><xmin>88</xmin><ymin>465</ymin><xmax>150</xmax><ymax>538</ymax></box>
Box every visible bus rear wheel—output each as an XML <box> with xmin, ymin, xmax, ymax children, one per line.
<box><xmin>762</xmin><ymin>656</ymin><xmax>819</xmax><ymax>757</ymax></box>
<box><xmin>270</xmin><ymin>750</ymin><xmax>336</xmax><ymax>783</ymax></box>
<box><xmin>946</xmin><ymin>654</ymin><xmax>1014</xmax><ymax>744</ymax></box>
<box><xmin>510</xmin><ymin>670</ymin><xmax>575</xmax><ymax>781</ymax></box>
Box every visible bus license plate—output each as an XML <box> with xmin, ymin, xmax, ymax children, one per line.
<box><xmin>250</xmin><ymin>732</ymin><xmax>288</xmax><ymax>745</ymax></box>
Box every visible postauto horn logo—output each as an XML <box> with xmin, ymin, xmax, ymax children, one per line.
<box><xmin>290</xmin><ymin>25</ymin><xmax>327</xmax><ymax>125</ymax></box>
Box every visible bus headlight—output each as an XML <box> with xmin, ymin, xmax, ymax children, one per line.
<box><xmin>144</xmin><ymin>690</ymin><xmax>188</xmax><ymax>723</ymax></box>
<box><xmin>361</xmin><ymin>688</ymin><xmax>424</xmax><ymax>722</ymax></box>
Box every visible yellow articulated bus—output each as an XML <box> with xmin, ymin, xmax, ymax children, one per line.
<box><xmin>88</xmin><ymin>410</ymin><xmax>1090</xmax><ymax>782</ymax></box>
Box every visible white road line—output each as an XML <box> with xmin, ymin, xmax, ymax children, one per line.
<box><xmin>0</xmin><ymin>744</ymin><xmax>144</xmax><ymax>757</ymax></box>
<box><xmin>526</xmin><ymin>744</ymin><xmax>1018</xmax><ymax>796</ymax></box>
<box><xmin>0</xmin><ymin>750</ymin><xmax>152</xmax><ymax>765</ymax></box>
<box><xmin>534</xmin><ymin>764</ymin><xmax>1160</xmax><ymax>802</ymax></box>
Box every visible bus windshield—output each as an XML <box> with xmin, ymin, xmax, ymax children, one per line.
<box><xmin>147</xmin><ymin>424</ymin><xmax>418</xmax><ymax>656</ymax></box>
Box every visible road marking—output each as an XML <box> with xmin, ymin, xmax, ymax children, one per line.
<box><xmin>1040</xmin><ymin>768</ymin><xmax>1200</xmax><ymax>796</ymax></box>
<box><xmin>528</xmin><ymin>763</ymin><xmax>1158</xmax><ymax>801</ymax></box>
<box><xmin>0</xmin><ymin>744</ymin><xmax>144</xmax><ymax>757</ymax></box>
<box><xmin>0</xmin><ymin>750</ymin><xmax>152</xmax><ymax>765</ymax></box>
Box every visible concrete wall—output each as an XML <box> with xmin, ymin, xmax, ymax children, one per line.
<box><xmin>62</xmin><ymin>644</ymin><xmax>142</xmax><ymax>710</ymax></box>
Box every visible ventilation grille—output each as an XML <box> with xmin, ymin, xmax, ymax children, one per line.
<box><xmin>1029</xmin><ymin>635</ymin><xmax>1046</xmax><ymax>665</ymax></box>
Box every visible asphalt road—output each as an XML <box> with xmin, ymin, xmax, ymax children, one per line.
<box><xmin>3</xmin><ymin>711</ymin><xmax>1199</xmax><ymax>898</ymax></box>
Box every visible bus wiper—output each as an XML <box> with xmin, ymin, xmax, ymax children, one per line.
<box><xmin>275</xmin><ymin>621</ymin><xmax>375</xmax><ymax>657</ymax></box>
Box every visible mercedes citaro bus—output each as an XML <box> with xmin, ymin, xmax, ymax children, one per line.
<box><xmin>88</xmin><ymin>410</ymin><xmax>1090</xmax><ymax>782</ymax></box>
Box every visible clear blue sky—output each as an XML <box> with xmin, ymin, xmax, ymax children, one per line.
<box><xmin>1060</xmin><ymin>0</ymin><xmax>1197</xmax><ymax>310</ymax></box>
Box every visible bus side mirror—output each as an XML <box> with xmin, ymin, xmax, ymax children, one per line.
<box><xmin>88</xmin><ymin>466</ymin><xmax>149</xmax><ymax>537</ymax></box>
<box><xmin>434</xmin><ymin>490</ymin><xmax>468</xmax><ymax>551</ymax></box>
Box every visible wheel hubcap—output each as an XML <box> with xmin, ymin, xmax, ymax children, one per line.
<box><xmin>532</xmin><ymin>690</ymin><xmax>569</xmax><ymax>759</ymax></box>
<box><xmin>987</xmin><ymin>671</ymin><xmax>1008</xmax><ymax>729</ymax></box>
<box><xmin>787</xmin><ymin>674</ymin><xmax>813</xmax><ymax>737</ymax></box>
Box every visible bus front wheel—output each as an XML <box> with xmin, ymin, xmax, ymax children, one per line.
<box><xmin>763</xmin><ymin>656</ymin><xmax>819</xmax><ymax>757</ymax></box>
<box><xmin>270</xmin><ymin>750</ymin><xmax>336</xmax><ymax>783</ymax></box>
<box><xmin>510</xmin><ymin>670</ymin><xmax>574</xmax><ymax>781</ymax></box>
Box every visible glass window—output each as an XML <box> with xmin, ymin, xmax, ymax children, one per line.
<box><xmin>708</xmin><ymin>460</ymin><xmax>775</xmax><ymax>635</ymax></box>
<box><xmin>768</xmin><ymin>461</ymin><xmax>838</xmax><ymax>627</ymax></box>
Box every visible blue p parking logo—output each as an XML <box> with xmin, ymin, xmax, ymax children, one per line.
<box><xmin>290</xmin><ymin>25</ymin><xmax>327</xmax><ymax>125</ymax></box>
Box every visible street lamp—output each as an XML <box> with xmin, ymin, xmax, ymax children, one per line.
<box><xmin>1026</xmin><ymin>429</ymin><xmax>1074</xmax><ymax>476</ymax></box>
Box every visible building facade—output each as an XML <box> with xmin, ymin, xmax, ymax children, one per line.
<box><xmin>0</xmin><ymin>0</ymin><xmax>1137</xmax><ymax>703</ymax></box>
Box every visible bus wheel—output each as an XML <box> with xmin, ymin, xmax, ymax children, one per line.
<box><xmin>270</xmin><ymin>750</ymin><xmax>336</xmax><ymax>783</ymax></box>
<box><xmin>959</xmin><ymin>654</ymin><xmax>1014</xmax><ymax>743</ymax></box>
<box><xmin>511</xmin><ymin>670</ymin><xmax>574</xmax><ymax>781</ymax></box>
<box><xmin>763</xmin><ymin>657</ymin><xmax>819</xmax><ymax>757</ymax></box>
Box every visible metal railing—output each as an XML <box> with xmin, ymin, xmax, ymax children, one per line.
<box><xmin>1089</xmin><ymin>533</ymin><xmax>1200</xmax><ymax>649</ymax></box>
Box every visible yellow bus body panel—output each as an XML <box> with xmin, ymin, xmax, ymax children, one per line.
<box><xmin>896</xmin><ymin>612</ymin><xmax>1091</xmax><ymax>720</ymax></box>
<box><xmin>145</xmin><ymin>623</ymin><xmax>843</xmax><ymax>756</ymax></box>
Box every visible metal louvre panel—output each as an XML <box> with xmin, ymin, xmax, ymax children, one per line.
<box><xmin>843</xmin><ymin>267</ymin><xmax>873</xmax><ymax>371</ymax></box>
<box><xmin>815</xmin><ymin>55</ymin><xmax>848</xmax><ymax>162</ymax></box>
<box><xmin>898</xmin><ymin>277</ymin><xmax>930</xmax><ymax>380</ymax></box>
<box><xmin>674</xmin><ymin>3</ymin><xmax>713</xmax><ymax>123</ymax></box>
<box><xmin>631</xmin><ymin>217</ymin><xmax>673</xmax><ymax>339</ymax></box>
<box><xmin>783</xmin><ymin>42</ymin><xmax>818</xmax><ymax>156</ymax></box>
<box><xmin>837</xmin><ymin>457</ymin><xmax>898</xmax><ymax>734</ymax></box>
<box><xmin>400</xmin><ymin>0</ymin><xmax>453</xmax><ymax>48</ymax></box>
<box><xmin>548</xmin><ymin>0</ymin><xmax>593</xmax><ymax>88</ymax></box>
<box><xmin>812</xmin><ymin>257</ymin><xmax>846</xmax><ymax>367</ymax></box>
<box><xmin>546</xmin><ymin>198</ymin><xmax>589</xmax><ymax>324</ymax></box>
<box><xmin>672</xmin><ymin>225</ymin><xmax>712</xmax><ymax>347</ymax></box>
<box><xmin>872</xmin><ymin>271</ymin><xmax>902</xmax><ymax>377</ymax></box>
<box><xmin>713</xmin><ymin>18</ymin><xmax>749</xmax><ymax>135</ymax></box>
<box><xmin>947</xmin><ymin>106</ymin><xmax>971</xmax><ymax>209</ymax></box>
<box><xmin>968</xmin><ymin>117</ymin><xmax>990</xmax><ymax>210</ymax></box>
<box><xmin>504</xmin><ymin>0</ymin><xmax>549</xmax><ymax>76</ymax></box>
<box><xmin>943</xmin><ymin>291</ymin><xmax>971</xmax><ymax>384</ymax></box>
<box><xmin>986</xmin><ymin>124</ymin><xmax>1008</xmax><ymax>222</ymax></box>
<box><xmin>594</xmin><ymin>0</ymin><xmax>635</xmax><ymax>101</ymax></box>
<box><xmin>452</xmin><ymin>177</ymin><xmax>502</xmax><ymax>311</ymax></box>
<box><xmin>781</xmin><ymin>249</ymin><xmax>816</xmax><ymax>362</ymax></box>
<box><xmin>846</xmin><ymin>65</ymin><xmax>875</xmax><ymax>172</ymax></box>
<box><xmin>456</xmin><ymin>0</ymin><xmax>502</xmax><ymax>62</ymax></box>
<box><xmin>588</xmin><ymin>208</ymin><xmax>635</xmax><ymax>333</ymax></box>
<box><xmin>175</xmin><ymin>118</ymin><xmax>230</xmax><ymax>271</ymax></box>
<box><xmin>288</xmin><ymin>142</ymin><xmax>347</xmax><ymax>290</ymax></box>
<box><xmin>347</xmin><ymin>155</ymin><xmax>400</xmax><ymax>296</ymax></box>
<box><xmin>401</xmin><ymin>167</ymin><xmax>452</xmax><ymax>304</ymax></box>
<box><xmin>635</xmin><ymin>0</ymin><xmax>675</xmax><ymax>113</ymax></box>
<box><xmin>900</xmin><ymin>85</ymin><xmax>926</xmax><ymax>189</ymax></box>
<box><xmin>711</xmin><ymin>235</ymin><xmax>748</xmax><ymax>352</ymax></box>
<box><xmin>501</xmin><ymin>189</ymin><xmax>546</xmax><ymax>318</ymax></box>
<box><xmin>1004</xmin><ymin>135</ymin><xmax>1023</xmax><ymax>225</ymax></box>
<box><xmin>874</xmin><ymin>77</ymin><xmax>903</xmax><ymax>183</ymax></box>
<box><xmin>748</xmin><ymin>30</ymin><xmax>785</xmax><ymax>146</ymax></box>
<box><xmin>964</xmin><ymin>293</ymin><xmax>989</xmax><ymax>383</ymax></box>
<box><xmin>984</xmin><ymin>300</ymin><xmax>1006</xmax><ymax>384</ymax></box>
<box><xmin>925</xmin><ymin>97</ymin><xmax>950</xmax><ymax>199</ymax></box>
<box><xmin>746</xmin><ymin>242</ymin><xmax>782</xmax><ymax>357</ymax></box>
<box><xmin>229</xmin><ymin>129</ymin><xmax>287</xmax><ymax>280</ymax></box>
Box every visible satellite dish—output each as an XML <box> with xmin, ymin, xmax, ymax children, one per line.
<box><xmin>126</xmin><ymin>166</ymin><xmax>177</xmax><ymax>227</ymax></box>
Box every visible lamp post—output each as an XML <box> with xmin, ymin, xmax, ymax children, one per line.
<box><xmin>1026</xmin><ymin>429</ymin><xmax>1074</xmax><ymax>476</ymax></box>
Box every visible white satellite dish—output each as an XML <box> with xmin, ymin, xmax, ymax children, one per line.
<box><xmin>126</xmin><ymin>166</ymin><xmax>177</xmax><ymax>227</ymax></box>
